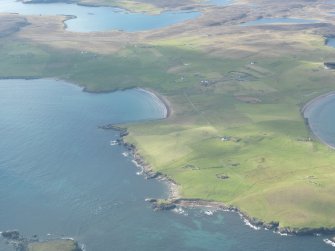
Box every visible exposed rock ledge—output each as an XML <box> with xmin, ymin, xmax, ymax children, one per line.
<box><xmin>145</xmin><ymin>198</ymin><xmax>335</xmax><ymax>236</ymax></box>
<box><xmin>1</xmin><ymin>230</ymin><xmax>83</xmax><ymax>251</ymax></box>
<box><xmin>100</xmin><ymin>123</ymin><xmax>335</xmax><ymax>236</ymax></box>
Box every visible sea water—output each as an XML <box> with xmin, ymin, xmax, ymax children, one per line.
<box><xmin>0</xmin><ymin>79</ymin><xmax>333</xmax><ymax>251</ymax></box>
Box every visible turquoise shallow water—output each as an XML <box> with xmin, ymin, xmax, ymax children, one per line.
<box><xmin>0</xmin><ymin>0</ymin><xmax>199</xmax><ymax>32</ymax></box>
<box><xmin>0</xmin><ymin>79</ymin><xmax>334</xmax><ymax>251</ymax></box>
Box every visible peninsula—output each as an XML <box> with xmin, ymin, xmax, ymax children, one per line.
<box><xmin>2</xmin><ymin>0</ymin><xmax>335</xmax><ymax>234</ymax></box>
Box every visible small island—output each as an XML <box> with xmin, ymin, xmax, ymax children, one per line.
<box><xmin>1</xmin><ymin>231</ymin><xmax>83</xmax><ymax>251</ymax></box>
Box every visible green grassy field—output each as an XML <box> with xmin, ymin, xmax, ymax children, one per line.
<box><xmin>1</xmin><ymin>28</ymin><xmax>335</xmax><ymax>229</ymax></box>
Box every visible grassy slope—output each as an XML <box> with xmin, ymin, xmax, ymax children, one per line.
<box><xmin>1</xmin><ymin>31</ymin><xmax>335</xmax><ymax>228</ymax></box>
<box><xmin>125</xmin><ymin>37</ymin><xmax>335</xmax><ymax>228</ymax></box>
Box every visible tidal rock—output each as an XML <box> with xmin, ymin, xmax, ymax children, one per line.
<box><xmin>152</xmin><ymin>201</ymin><xmax>176</xmax><ymax>211</ymax></box>
<box><xmin>263</xmin><ymin>221</ymin><xmax>279</xmax><ymax>230</ymax></box>
<box><xmin>145</xmin><ymin>198</ymin><xmax>158</xmax><ymax>203</ymax></box>
<box><xmin>2</xmin><ymin>230</ymin><xmax>21</xmax><ymax>241</ymax></box>
<box><xmin>145</xmin><ymin>171</ymin><xmax>161</xmax><ymax>179</ymax></box>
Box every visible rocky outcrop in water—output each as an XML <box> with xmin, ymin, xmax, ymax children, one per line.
<box><xmin>145</xmin><ymin>171</ymin><xmax>162</xmax><ymax>179</ymax></box>
<box><xmin>1</xmin><ymin>230</ymin><xmax>29</xmax><ymax>251</ymax></box>
<box><xmin>151</xmin><ymin>200</ymin><xmax>176</xmax><ymax>211</ymax></box>
<box><xmin>2</xmin><ymin>230</ymin><xmax>21</xmax><ymax>240</ymax></box>
<box><xmin>98</xmin><ymin>124</ymin><xmax>128</xmax><ymax>136</ymax></box>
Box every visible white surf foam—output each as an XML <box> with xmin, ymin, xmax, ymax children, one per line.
<box><xmin>323</xmin><ymin>239</ymin><xmax>335</xmax><ymax>247</ymax></box>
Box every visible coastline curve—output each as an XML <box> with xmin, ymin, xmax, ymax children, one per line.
<box><xmin>302</xmin><ymin>91</ymin><xmax>335</xmax><ymax>150</ymax></box>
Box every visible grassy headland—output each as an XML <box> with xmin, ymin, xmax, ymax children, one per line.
<box><xmin>2</xmin><ymin>0</ymin><xmax>335</xmax><ymax>230</ymax></box>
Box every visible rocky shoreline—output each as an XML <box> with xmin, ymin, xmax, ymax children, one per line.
<box><xmin>99</xmin><ymin>121</ymin><xmax>335</xmax><ymax>237</ymax></box>
<box><xmin>147</xmin><ymin>198</ymin><xmax>335</xmax><ymax>236</ymax></box>
<box><xmin>99</xmin><ymin>122</ymin><xmax>179</xmax><ymax>198</ymax></box>
<box><xmin>95</xmin><ymin>86</ymin><xmax>335</xmax><ymax>238</ymax></box>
